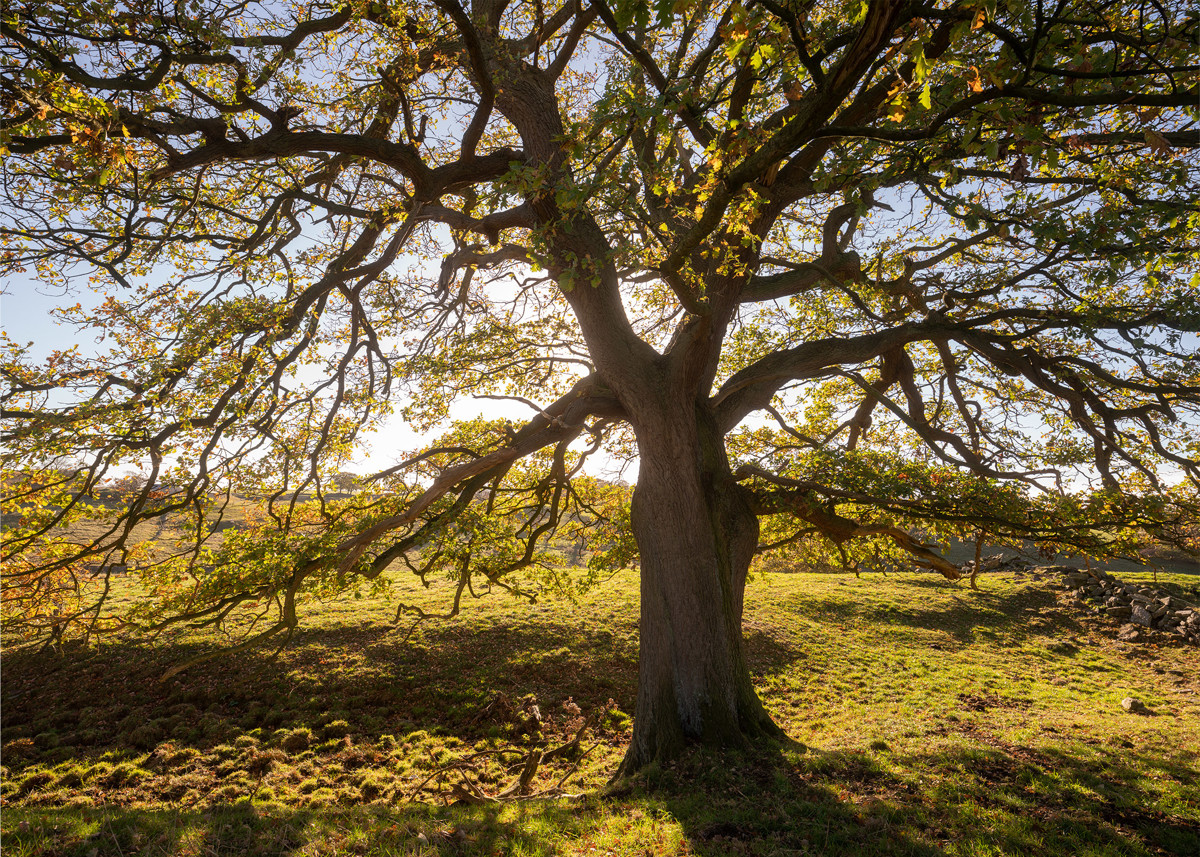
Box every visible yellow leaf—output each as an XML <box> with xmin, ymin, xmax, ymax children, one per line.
<box><xmin>967</xmin><ymin>66</ymin><xmax>983</xmax><ymax>93</ymax></box>
<box><xmin>972</xmin><ymin>8</ymin><xmax>986</xmax><ymax>30</ymax></box>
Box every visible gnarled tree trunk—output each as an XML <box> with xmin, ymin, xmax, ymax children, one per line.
<box><xmin>618</xmin><ymin>400</ymin><xmax>781</xmax><ymax>775</ymax></box>
<box><xmin>489</xmin><ymin>38</ymin><xmax>782</xmax><ymax>775</ymax></box>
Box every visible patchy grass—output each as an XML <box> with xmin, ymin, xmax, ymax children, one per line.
<box><xmin>2</xmin><ymin>569</ymin><xmax>1198</xmax><ymax>856</ymax></box>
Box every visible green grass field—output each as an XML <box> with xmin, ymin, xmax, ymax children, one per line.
<box><xmin>2</xmin><ymin>568</ymin><xmax>1198</xmax><ymax>856</ymax></box>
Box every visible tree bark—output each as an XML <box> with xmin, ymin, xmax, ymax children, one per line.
<box><xmin>486</xmin><ymin>35</ymin><xmax>781</xmax><ymax>774</ymax></box>
<box><xmin>618</xmin><ymin>399</ymin><xmax>782</xmax><ymax>775</ymax></box>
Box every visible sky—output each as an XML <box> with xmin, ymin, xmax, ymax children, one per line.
<box><xmin>0</xmin><ymin>267</ymin><xmax>633</xmax><ymax>481</ymax></box>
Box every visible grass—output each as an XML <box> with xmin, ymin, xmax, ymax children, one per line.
<box><xmin>2</xmin><ymin>568</ymin><xmax>1198</xmax><ymax>856</ymax></box>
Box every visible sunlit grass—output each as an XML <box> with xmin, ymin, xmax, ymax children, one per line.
<box><xmin>3</xmin><ymin>569</ymin><xmax>1198</xmax><ymax>855</ymax></box>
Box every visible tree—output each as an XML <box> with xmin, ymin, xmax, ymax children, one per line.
<box><xmin>2</xmin><ymin>0</ymin><xmax>1198</xmax><ymax>773</ymax></box>
<box><xmin>331</xmin><ymin>471</ymin><xmax>363</xmax><ymax>494</ymax></box>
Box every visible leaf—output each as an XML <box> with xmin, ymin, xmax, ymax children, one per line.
<box><xmin>1145</xmin><ymin>129</ymin><xmax>1173</xmax><ymax>157</ymax></box>
<box><xmin>972</xmin><ymin>8</ymin><xmax>987</xmax><ymax>30</ymax></box>
<box><xmin>724</xmin><ymin>37</ymin><xmax>748</xmax><ymax>61</ymax></box>
<box><xmin>918</xmin><ymin>83</ymin><xmax>932</xmax><ymax>110</ymax></box>
<box><xmin>750</xmin><ymin>43</ymin><xmax>775</xmax><ymax>72</ymax></box>
<box><xmin>967</xmin><ymin>65</ymin><xmax>983</xmax><ymax>93</ymax></box>
<box><xmin>912</xmin><ymin>44</ymin><xmax>929</xmax><ymax>83</ymax></box>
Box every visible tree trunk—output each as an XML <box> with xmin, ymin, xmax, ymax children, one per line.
<box><xmin>618</xmin><ymin>402</ymin><xmax>782</xmax><ymax>775</ymax></box>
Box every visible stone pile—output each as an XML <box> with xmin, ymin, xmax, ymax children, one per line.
<box><xmin>1031</xmin><ymin>565</ymin><xmax>1200</xmax><ymax>646</ymax></box>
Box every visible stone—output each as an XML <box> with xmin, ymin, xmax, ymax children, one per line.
<box><xmin>1043</xmin><ymin>566</ymin><xmax>1198</xmax><ymax>648</ymax></box>
<box><xmin>1117</xmin><ymin>624</ymin><xmax>1143</xmax><ymax>642</ymax></box>
<box><xmin>1120</xmin><ymin>697</ymin><xmax>1148</xmax><ymax>714</ymax></box>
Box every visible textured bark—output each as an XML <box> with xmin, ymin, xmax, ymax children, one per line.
<box><xmin>618</xmin><ymin>400</ymin><xmax>782</xmax><ymax>775</ymax></box>
<box><xmin>487</xmin><ymin>27</ymin><xmax>782</xmax><ymax>775</ymax></box>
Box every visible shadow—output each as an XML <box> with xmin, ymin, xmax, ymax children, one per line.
<box><xmin>888</xmin><ymin>738</ymin><xmax>1200</xmax><ymax>856</ymax></box>
<box><xmin>0</xmin><ymin>800</ymin><xmax>598</xmax><ymax>856</ymax></box>
<box><xmin>2</xmin><ymin>615</ymin><xmax>801</xmax><ymax>791</ymax></box>
<box><xmin>4</xmin><ymin>576</ymin><xmax>1197</xmax><ymax>856</ymax></box>
<box><xmin>597</xmin><ymin>730</ymin><xmax>1200</xmax><ymax>857</ymax></box>
<box><xmin>1</xmin><ymin>616</ymin><xmax>641</xmax><ymax>767</ymax></box>
<box><xmin>781</xmin><ymin>576</ymin><xmax>1085</xmax><ymax>645</ymax></box>
<box><xmin>742</xmin><ymin>624</ymin><xmax>808</xmax><ymax>673</ymax></box>
<box><xmin>614</xmin><ymin>742</ymin><xmax>947</xmax><ymax>857</ymax></box>
<box><xmin>5</xmin><ymin>732</ymin><xmax>1196</xmax><ymax>857</ymax></box>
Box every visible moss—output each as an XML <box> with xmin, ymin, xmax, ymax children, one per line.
<box><xmin>15</xmin><ymin>770</ymin><xmax>54</xmax><ymax>797</ymax></box>
<box><xmin>304</xmin><ymin>786</ymin><xmax>337</xmax><ymax>805</ymax></box>
<box><xmin>126</xmin><ymin>722</ymin><xmax>166</xmax><ymax>751</ymax></box>
<box><xmin>53</xmin><ymin>769</ymin><xmax>85</xmax><ymax>789</ymax></box>
<box><xmin>98</xmin><ymin>762</ymin><xmax>147</xmax><ymax>788</ymax></box>
<box><xmin>320</xmin><ymin>719</ymin><xmax>352</xmax><ymax>740</ymax></box>
<box><xmin>280</xmin><ymin>728</ymin><xmax>313</xmax><ymax>754</ymax></box>
<box><xmin>357</xmin><ymin>773</ymin><xmax>392</xmax><ymax>802</ymax></box>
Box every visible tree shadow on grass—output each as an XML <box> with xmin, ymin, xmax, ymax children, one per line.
<box><xmin>1</xmin><ymin>613</ymin><xmax>807</xmax><ymax>775</ymax></box>
<box><xmin>4</xmin><ymin>580</ymin><xmax>1197</xmax><ymax>856</ymax></box>
<box><xmin>897</xmin><ymin>739</ymin><xmax>1200</xmax><ymax>856</ymax></box>
<box><xmin>1</xmin><ymin>617</ymin><xmax>640</xmax><ymax>762</ymax></box>
<box><xmin>0</xmin><ymin>800</ymin><xmax>598</xmax><ymax>856</ymax></box>
<box><xmin>603</xmin><ymin>728</ymin><xmax>1200</xmax><ymax>857</ymax></box>
<box><xmin>782</xmin><ymin>577</ymin><xmax>1087</xmax><ymax>645</ymax></box>
<box><xmin>607</xmin><ymin>740</ymin><xmax>946</xmax><ymax>857</ymax></box>
<box><xmin>5</xmin><ymin>733</ymin><xmax>1195</xmax><ymax>857</ymax></box>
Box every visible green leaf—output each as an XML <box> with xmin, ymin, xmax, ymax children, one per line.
<box><xmin>918</xmin><ymin>82</ymin><xmax>932</xmax><ymax>110</ymax></box>
<box><xmin>913</xmin><ymin>44</ymin><xmax>929</xmax><ymax>83</ymax></box>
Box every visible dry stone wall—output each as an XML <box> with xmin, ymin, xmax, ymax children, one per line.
<box><xmin>1029</xmin><ymin>565</ymin><xmax>1200</xmax><ymax>646</ymax></box>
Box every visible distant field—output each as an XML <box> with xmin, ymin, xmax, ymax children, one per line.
<box><xmin>2</xmin><ymin>569</ymin><xmax>1198</xmax><ymax>856</ymax></box>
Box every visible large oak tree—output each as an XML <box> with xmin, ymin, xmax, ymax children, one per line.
<box><xmin>3</xmin><ymin>0</ymin><xmax>1199</xmax><ymax>772</ymax></box>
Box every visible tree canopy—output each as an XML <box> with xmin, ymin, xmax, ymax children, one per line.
<box><xmin>3</xmin><ymin>0</ymin><xmax>1199</xmax><ymax>770</ymax></box>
